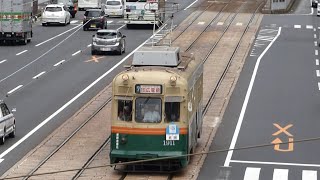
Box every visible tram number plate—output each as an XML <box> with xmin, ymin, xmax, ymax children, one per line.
<box><xmin>163</xmin><ymin>140</ymin><xmax>175</xmax><ymax>146</ymax></box>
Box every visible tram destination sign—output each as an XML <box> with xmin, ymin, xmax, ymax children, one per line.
<box><xmin>135</xmin><ymin>84</ymin><xmax>162</xmax><ymax>94</ymax></box>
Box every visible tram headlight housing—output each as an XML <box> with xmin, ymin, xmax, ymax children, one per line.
<box><xmin>170</xmin><ymin>76</ymin><xmax>177</xmax><ymax>86</ymax></box>
<box><xmin>122</xmin><ymin>74</ymin><xmax>129</xmax><ymax>85</ymax></box>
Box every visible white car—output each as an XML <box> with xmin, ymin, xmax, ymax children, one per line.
<box><xmin>317</xmin><ymin>4</ymin><xmax>320</xmax><ymax>16</ymax></box>
<box><xmin>0</xmin><ymin>100</ymin><xmax>16</xmax><ymax>145</ymax></box>
<box><xmin>103</xmin><ymin>0</ymin><xmax>124</xmax><ymax>17</ymax></box>
<box><xmin>42</xmin><ymin>4</ymin><xmax>71</xmax><ymax>26</ymax></box>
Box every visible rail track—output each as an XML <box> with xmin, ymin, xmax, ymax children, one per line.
<box><xmin>1</xmin><ymin>0</ymin><xmax>264</xmax><ymax>179</ymax></box>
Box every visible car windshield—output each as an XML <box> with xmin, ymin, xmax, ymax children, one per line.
<box><xmin>86</xmin><ymin>11</ymin><xmax>101</xmax><ymax>17</ymax></box>
<box><xmin>135</xmin><ymin>97</ymin><xmax>162</xmax><ymax>123</ymax></box>
<box><xmin>107</xmin><ymin>1</ymin><xmax>121</xmax><ymax>5</ymax></box>
<box><xmin>97</xmin><ymin>32</ymin><xmax>117</xmax><ymax>39</ymax></box>
<box><xmin>45</xmin><ymin>7</ymin><xmax>62</xmax><ymax>12</ymax></box>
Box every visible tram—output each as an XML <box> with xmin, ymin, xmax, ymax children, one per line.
<box><xmin>110</xmin><ymin>46</ymin><xmax>203</xmax><ymax>171</ymax></box>
<box><xmin>124</xmin><ymin>0</ymin><xmax>166</xmax><ymax>28</ymax></box>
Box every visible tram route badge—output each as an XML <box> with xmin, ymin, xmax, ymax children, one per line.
<box><xmin>166</xmin><ymin>123</ymin><xmax>180</xmax><ymax>140</ymax></box>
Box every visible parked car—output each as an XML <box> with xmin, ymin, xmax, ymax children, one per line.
<box><xmin>42</xmin><ymin>4</ymin><xmax>71</xmax><ymax>26</ymax></box>
<box><xmin>317</xmin><ymin>3</ymin><xmax>320</xmax><ymax>16</ymax></box>
<box><xmin>83</xmin><ymin>9</ymin><xmax>107</xmax><ymax>31</ymax></box>
<box><xmin>51</xmin><ymin>0</ymin><xmax>78</xmax><ymax>18</ymax></box>
<box><xmin>91</xmin><ymin>29</ymin><xmax>126</xmax><ymax>55</ymax></box>
<box><xmin>102</xmin><ymin>0</ymin><xmax>124</xmax><ymax>17</ymax></box>
<box><xmin>0</xmin><ymin>100</ymin><xmax>16</xmax><ymax>145</ymax></box>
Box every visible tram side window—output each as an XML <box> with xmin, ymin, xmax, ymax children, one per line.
<box><xmin>165</xmin><ymin>102</ymin><xmax>180</xmax><ymax>122</ymax></box>
<box><xmin>118</xmin><ymin>100</ymin><xmax>132</xmax><ymax>121</ymax></box>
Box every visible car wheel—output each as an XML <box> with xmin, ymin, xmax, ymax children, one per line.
<box><xmin>0</xmin><ymin>128</ymin><xmax>5</xmax><ymax>145</ymax></box>
<box><xmin>64</xmin><ymin>18</ymin><xmax>67</xmax><ymax>26</ymax></box>
<box><xmin>72</xmin><ymin>14</ymin><xmax>75</xmax><ymax>18</ymax></box>
<box><xmin>83</xmin><ymin>27</ymin><xmax>87</xmax><ymax>31</ymax></box>
<box><xmin>21</xmin><ymin>35</ymin><xmax>27</xmax><ymax>45</ymax></box>
<box><xmin>91</xmin><ymin>49</ymin><xmax>96</xmax><ymax>55</ymax></box>
<box><xmin>42</xmin><ymin>23</ymin><xmax>46</xmax><ymax>26</ymax></box>
<box><xmin>9</xmin><ymin>124</ymin><xmax>15</xmax><ymax>138</ymax></box>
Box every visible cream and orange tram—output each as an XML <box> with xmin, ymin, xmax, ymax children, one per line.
<box><xmin>110</xmin><ymin>46</ymin><xmax>203</xmax><ymax>171</ymax></box>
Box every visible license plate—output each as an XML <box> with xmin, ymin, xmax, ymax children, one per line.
<box><xmin>90</xmin><ymin>24</ymin><xmax>96</xmax><ymax>28</ymax></box>
<box><xmin>102</xmin><ymin>47</ymin><xmax>111</xmax><ymax>51</ymax></box>
<box><xmin>111</xmin><ymin>12</ymin><xmax>115</xmax><ymax>15</ymax></box>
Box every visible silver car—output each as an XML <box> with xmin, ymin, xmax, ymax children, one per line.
<box><xmin>0</xmin><ymin>100</ymin><xmax>16</xmax><ymax>145</ymax></box>
<box><xmin>91</xmin><ymin>29</ymin><xmax>126</xmax><ymax>55</ymax></box>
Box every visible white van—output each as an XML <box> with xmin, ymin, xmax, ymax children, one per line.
<box><xmin>0</xmin><ymin>101</ymin><xmax>16</xmax><ymax>145</ymax></box>
<box><xmin>102</xmin><ymin>0</ymin><xmax>124</xmax><ymax>17</ymax></box>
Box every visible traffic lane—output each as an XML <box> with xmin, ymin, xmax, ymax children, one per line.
<box><xmin>231</xmin><ymin>27</ymin><xmax>320</xmax><ymax>163</ymax></box>
<box><xmin>262</xmin><ymin>14</ymin><xmax>319</xmax><ymax>28</ymax></box>
<box><xmin>0</xmin><ymin>28</ymin><xmax>153</xmax><ymax>174</ymax></box>
<box><xmin>0</xmin><ymin>24</ymin><xmax>83</xmax><ymax>83</ymax></box>
<box><xmin>0</xmin><ymin>24</ymin><xmax>128</xmax><ymax>96</ymax></box>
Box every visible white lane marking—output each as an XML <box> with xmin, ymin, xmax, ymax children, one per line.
<box><xmin>116</xmin><ymin>24</ymin><xmax>126</xmax><ymax>30</ymax></box>
<box><xmin>236</xmin><ymin>22</ymin><xmax>243</xmax><ymax>26</ymax></box>
<box><xmin>244</xmin><ymin>167</ymin><xmax>260</xmax><ymax>180</ymax></box>
<box><xmin>16</xmin><ymin>50</ymin><xmax>27</xmax><ymax>56</ymax></box>
<box><xmin>54</xmin><ymin>60</ymin><xmax>65</xmax><ymax>67</ymax></box>
<box><xmin>314</xmin><ymin>34</ymin><xmax>317</xmax><ymax>39</ymax></box>
<box><xmin>307</xmin><ymin>25</ymin><xmax>313</xmax><ymax>29</ymax></box>
<box><xmin>70</xmin><ymin>20</ymin><xmax>78</xmax><ymax>24</ymax></box>
<box><xmin>107</xmin><ymin>20</ymin><xmax>113</xmax><ymax>24</ymax></box>
<box><xmin>0</xmin><ymin>59</ymin><xmax>7</xmax><ymax>64</ymax></box>
<box><xmin>311</xmin><ymin>6</ymin><xmax>314</xmax><ymax>15</ymax></box>
<box><xmin>231</xmin><ymin>159</ymin><xmax>320</xmax><ymax>167</ymax></box>
<box><xmin>314</xmin><ymin>28</ymin><xmax>316</xmax><ymax>31</ymax></box>
<box><xmin>72</xmin><ymin>50</ymin><xmax>81</xmax><ymax>56</ymax></box>
<box><xmin>7</xmin><ymin>85</ymin><xmax>23</xmax><ymax>95</ymax></box>
<box><xmin>35</xmin><ymin>24</ymin><xmax>82</xmax><ymax>47</ymax></box>
<box><xmin>32</xmin><ymin>71</ymin><xmax>46</xmax><ymax>79</ymax></box>
<box><xmin>318</xmin><ymin>82</ymin><xmax>320</xmax><ymax>91</ymax></box>
<box><xmin>273</xmin><ymin>169</ymin><xmax>288</xmax><ymax>180</ymax></box>
<box><xmin>317</xmin><ymin>70</ymin><xmax>320</xmax><ymax>77</ymax></box>
<box><xmin>87</xmin><ymin>44</ymin><xmax>92</xmax><ymax>47</ymax></box>
<box><xmin>184</xmin><ymin>0</ymin><xmax>198</xmax><ymax>10</ymax></box>
<box><xmin>198</xmin><ymin>21</ymin><xmax>205</xmax><ymax>25</ymax></box>
<box><xmin>315</xmin><ymin>41</ymin><xmax>318</xmax><ymax>46</ymax></box>
<box><xmin>315</xmin><ymin>49</ymin><xmax>318</xmax><ymax>55</ymax></box>
<box><xmin>0</xmin><ymin>24</ymin><xmax>168</xmax><ymax>160</ymax></box>
<box><xmin>217</xmin><ymin>22</ymin><xmax>224</xmax><ymax>25</ymax></box>
<box><xmin>303</xmin><ymin>170</ymin><xmax>317</xmax><ymax>180</ymax></box>
<box><xmin>0</xmin><ymin>159</ymin><xmax>3</xmax><ymax>163</ymax></box>
<box><xmin>294</xmin><ymin>25</ymin><xmax>301</xmax><ymax>28</ymax></box>
<box><xmin>0</xmin><ymin>24</ymin><xmax>84</xmax><ymax>84</ymax></box>
<box><xmin>316</xmin><ymin>59</ymin><xmax>319</xmax><ymax>65</ymax></box>
<box><xmin>224</xmin><ymin>27</ymin><xmax>282</xmax><ymax>167</ymax></box>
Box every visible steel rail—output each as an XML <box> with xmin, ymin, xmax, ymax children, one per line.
<box><xmin>22</xmin><ymin>97</ymin><xmax>112</xmax><ymax>180</ymax></box>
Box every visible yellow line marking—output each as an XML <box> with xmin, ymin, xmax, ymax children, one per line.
<box><xmin>271</xmin><ymin>137</ymin><xmax>294</xmax><ymax>152</ymax></box>
<box><xmin>272</xmin><ymin>123</ymin><xmax>293</xmax><ymax>137</ymax></box>
<box><xmin>85</xmin><ymin>56</ymin><xmax>105</xmax><ymax>63</ymax></box>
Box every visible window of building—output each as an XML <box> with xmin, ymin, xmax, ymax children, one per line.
<box><xmin>117</xmin><ymin>100</ymin><xmax>132</xmax><ymax>121</ymax></box>
<box><xmin>165</xmin><ymin>102</ymin><xmax>180</xmax><ymax>122</ymax></box>
<box><xmin>135</xmin><ymin>97</ymin><xmax>161</xmax><ymax>123</ymax></box>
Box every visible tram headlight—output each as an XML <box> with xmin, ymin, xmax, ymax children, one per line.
<box><xmin>170</xmin><ymin>76</ymin><xmax>177</xmax><ymax>86</ymax></box>
<box><xmin>122</xmin><ymin>74</ymin><xmax>129</xmax><ymax>85</ymax></box>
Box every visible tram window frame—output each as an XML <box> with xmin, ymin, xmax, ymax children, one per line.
<box><xmin>117</xmin><ymin>100</ymin><xmax>133</xmax><ymax>121</ymax></box>
<box><xmin>135</xmin><ymin>97</ymin><xmax>162</xmax><ymax>123</ymax></box>
<box><xmin>165</xmin><ymin>102</ymin><xmax>180</xmax><ymax>122</ymax></box>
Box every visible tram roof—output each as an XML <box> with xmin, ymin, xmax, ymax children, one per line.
<box><xmin>132</xmin><ymin>46</ymin><xmax>182</xmax><ymax>67</ymax></box>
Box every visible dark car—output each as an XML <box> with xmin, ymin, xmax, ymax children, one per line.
<box><xmin>50</xmin><ymin>0</ymin><xmax>77</xmax><ymax>18</ymax></box>
<box><xmin>83</xmin><ymin>9</ymin><xmax>107</xmax><ymax>31</ymax></box>
<box><xmin>91</xmin><ymin>29</ymin><xmax>126</xmax><ymax>55</ymax></box>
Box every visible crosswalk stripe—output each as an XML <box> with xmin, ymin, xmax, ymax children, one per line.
<box><xmin>244</xmin><ymin>167</ymin><xmax>260</xmax><ymax>180</ymax></box>
<box><xmin>294</xmin><ymin>25</ymin><xmax>301</xmax><ymax>28</ymax></box>
<box><xmin>302</xmin><ymin>170</ymin><xmax>317</xmax><ymax>180</ymax></box>
<box><xmin>273</xmin><ymin>169</ymin><xmax>288</xmax><ymax>180</ymax></box>
<box><xmin>217</xmin><ymin>22</ymin><xmax>224</xmax><ymax>25</ymax></box>
<box><xmin>107</xmin><ymin>20</ymin><xmax>113</xmax><ymax>23</ymax></box>
<box><xmin>307</xmin><ymin>25</ymin><xmax>313</xmax><ymax>29</ymax></box>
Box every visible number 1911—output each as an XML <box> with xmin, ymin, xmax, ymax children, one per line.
<box><xmin>163</xmin><ymin>140</ymin><xmax>175</xmax><ymax>146</ymax></box>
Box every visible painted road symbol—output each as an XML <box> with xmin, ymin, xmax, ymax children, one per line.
<box><xmin>272</xmin><ymin>123</ymin><xmax>293</xmax><ymax>137</ymax></box>
<box><xmin>85</xmin><ymin>56</ymin><xmax>105</xmax><ymax>63</ymax></box>
<box><xmin>271</xmin><ymin>123</ymin><xmax>294</xmax><ymax>152</ymax></box>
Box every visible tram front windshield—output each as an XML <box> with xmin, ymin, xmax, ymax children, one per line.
<box><xmin>135</xmin><ymin>97</ymin><xmax>161</xmax><ymax>123</ymax></box>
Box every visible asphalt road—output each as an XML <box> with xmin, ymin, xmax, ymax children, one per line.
<box><xmin>198</xmin><ymin>0</ymin><xmax>320</xmax><ymax>180</ymax></box>
<box><xmin>0</xmin><ymin>0</ymin><xmax>198</xmax><ymax>175</ymax></box>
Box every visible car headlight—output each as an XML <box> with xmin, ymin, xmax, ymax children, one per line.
<box><xmin>93</xmin><ymin>41</ymin><xmax>97</xmax><ymax>45</ymax></box>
